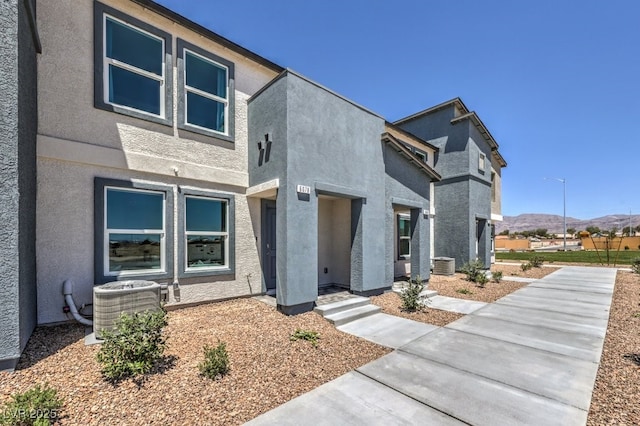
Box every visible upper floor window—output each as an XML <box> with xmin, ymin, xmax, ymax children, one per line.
<box><xmin>491</xmin><ymin>172</ymin><xmax>496</xmax><ymax>201</ymax></box>
<box><xmin>178</xmin><ymin>39</ymin><xmax>236</xmax><ymax>142</ymax></box>
<box><xmin>94</xmin><ymin>2</ymin><xmax>173</xmax><ymax>126</ymax></box>
<box><xmin>479</xmin><ymin>152</ymin><xmax>486</xmax><ymax>173</ymax></box>
<box><xmin>415</xmin><ymin>150</ymin><xmax>427</xmax><ymax>164</ymax></box>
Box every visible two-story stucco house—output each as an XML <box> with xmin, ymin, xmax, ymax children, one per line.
<box><xmin>0</xmin><ymin>0</ymin><xmax>505</xmax><ymax>370</ymax></box>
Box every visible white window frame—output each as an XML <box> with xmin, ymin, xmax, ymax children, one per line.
<box><xmin>398</xmin><ymin>214</ymin><xmax>411</xmax><ymax>260</ymax></box>
<box><xmin>479</xmin><ymin>152</ymin><xmax>486</xmax><ymax>172</ymax></box>
<box><xmin>184</xmin><ymin>195</ymin><xmax>230</xmax><ymax>271</ymax></box>
<box><xmin>103</xmin><ymin>14</ymin><xmax>166</xmax><ymax>118</ymax></box>
<box><xmin>183</xmin><ymin>48</ymin><xmax>229</xmax><ymax>136</ymax></box>
<box><xmin>103</xmin><ymin>186</ymin><xmax>166</xmax><ymax>277</ymax></box>
<box><xmin>415</xmin><ymin>151</ymin><xmax>427</xmax><ymax>163</ymax></box>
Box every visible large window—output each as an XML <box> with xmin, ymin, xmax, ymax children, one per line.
<box><xmin>398</xmin><ymin>214</ymin><xmax>411</xmax><ymax>259</ymax></box>
<box><xmin>185</xmin><ymin>196</ymin><xmax>228</xmax><ymax>270</ymax></box>
<box><xmin>178</xmin><ymin>188</ymin><xmax>235</xmax><ymax>277</ymax></box>
<box><xmin>94</xmin><ymin>2</ymin><xmax>172</xmax><ymax>125</ymax></box>
<box><xmin>177</xmin><ymin>39</ymin><xmax>235</xmax><ymax>141</ymax></box>
<box><xmin>95</xmin><ymin>178</ymin><xmax>174</xmax><ymax>284</ymax></box>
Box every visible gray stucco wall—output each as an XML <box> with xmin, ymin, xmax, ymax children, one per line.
<box><xmin>399</xmin><ymin>107</ymin><xmax>494</xmax><ymax>270</ymax></box>
<box><xmin>0</xmin><ymin>0</ymin><xmax>38</xmax><ymax>370</ymax></box>
<box><xmin>249</xmin><ymin>71</ymin><xmax>434</xmax><ymax>312</ymax></box>
<box><xmin>383</xmin><ymin>144</ymin><xmax>432</xmax><ymax>283</ymax></box>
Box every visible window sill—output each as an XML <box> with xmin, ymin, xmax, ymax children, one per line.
<box><xmin>96</xmin><ymin>271</ymin><xmax>171</xmax><ymax>285</ymax></box>
<box><xmin>179</xmin><ymin>267</ymin><xmax>234</xmax><ymax>279</ymax></box>
<box><xmin>178</xmin><ymin>122</ymin><xmax>235</xmax><ymax>143</ymax></box>
<box><xmin>95</xmin><ymin>99</ymin><xmax>173</xmax><ymax>127</ymax></box>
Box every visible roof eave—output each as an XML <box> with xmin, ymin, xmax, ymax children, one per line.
<box><xmin>381</xmin><ymin>132</ymin><xmax>442</xmax><ymax>181</ymax></box>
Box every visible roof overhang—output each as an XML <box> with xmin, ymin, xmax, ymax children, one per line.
<box><xmin>381</xmin><ymin>133</ymin><xmax>442</xmax><ymax>181</ymax></box>
<box><xmin>384</xmin><ymin>122</ymin><xmax>439</xmax><ymax>152</ymax></box>
<box><xmin>393</xmin><ymin>97</ymin><xmax>469</xmax><ymax>126</ymax></box>
<box><xmin>451</xmin><ymin>112</ymin><xmax>507</xmax><ymax>167</ymax></box>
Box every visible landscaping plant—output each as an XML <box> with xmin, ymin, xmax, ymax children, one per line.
<box><xmin>632</xmin><ymin>258</ymin><xmax>640</xmax><ymax>275</ymax></box>
<box><xmin>290</xmin><ymin>329</ymin><xmax>320</xmax><ymax>347</ymax></box>
<box><xmin>399</xmin><ymin>275</ymin><xmax>425</xmax><ymax>311</ymax></box>
<box><xmin>521</xmin><ymin>262</ymin><xmax>532</xmax><ymax>272</ymax></box>
<box><xmin>475</xmin><ymin>271</ymin><xmax>489</xmax><ymax>288</ymax></box>
<box><xmin>460</xmin><ymin>260</ymin><xmax>485</xmax><ymax>283</ymax></box>
<box><xmin>198</xmin><ymin>342</ymin><xmax>230</xmax><ymax>380</ymax></box>
<box><xmin>530</xmin><ymin>255</ymin><xmax>545</xmax><ymax>268</ymax></box>
<box><xmin>456</xmin><ymin>288</ymin><xmax>473</xmax><ymax>295</ymax></box>
<box><xmin>96</xmin><ymin>309</ymin><xmax>168</xmax><ymax>381</ymax></box>
<box><xmin>492</xmin><ymin>271</ymin><xmax>503</xmax><ymax>283</ymax></box>
<box><xmin>0</xmin><ymin>383</ymin><xmax>63</xmax><ymax>426</ymax></box>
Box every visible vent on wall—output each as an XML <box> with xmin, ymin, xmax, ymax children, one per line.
<box><xmin>432</xmin><ymin>257</ymin><xmax>455</xmax><ymax>276</ymax></box>
<box><xmin>93</xmin><ymin>280</ymin><xmax>161</xmax><ymax>339</ymax></box>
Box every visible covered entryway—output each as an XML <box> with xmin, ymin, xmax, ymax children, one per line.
<box><xmin>317</xmin><ymin>195</ymin><xmax>351</xmax><ymax>292</ymax></box>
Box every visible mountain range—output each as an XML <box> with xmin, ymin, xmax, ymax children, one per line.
<box><xmin>495</xmin><ymin>214</ymin><xmax>640</xmax><ymax>234</ymax></box>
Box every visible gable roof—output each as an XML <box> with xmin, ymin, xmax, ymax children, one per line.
<box><xmin>394</xmin><ymin>97</ymin><xmax>507</xmax><ymax>168</ymax></box>
<box><xmin>381</xmin><ymin>133</ymin><xmax>442</xmax><ymax>181</ymax></box>
<box><xmin>129</xmin><ymin>0</ymin><xmax>284</xmax><ymax>73</ymax></box>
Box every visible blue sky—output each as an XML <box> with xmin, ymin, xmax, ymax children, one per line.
<box><xmin>157</xmin><ymin>0</ymin><xmax>640</xmax><ymax>220</ymax></box>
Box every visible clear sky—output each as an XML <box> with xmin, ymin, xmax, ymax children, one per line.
<box><xmin>157</xmin><ymin>0</ymin><xmax>640</xmax><ymax>220</ymax></box>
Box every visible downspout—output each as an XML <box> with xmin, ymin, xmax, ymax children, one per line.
<box><xmin>62</xmin><ymin>280</ymin><xmax>93</xmax><ymax>326</ymax></box>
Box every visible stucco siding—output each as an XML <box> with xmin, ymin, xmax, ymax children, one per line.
<box><xmin>37</xmin><ymin>0</ymin><xmax>277</xmax><ymax>178</ymax></box>
<box><xmin>36</xmin><ymin>157</ymin><xmax>263</xmax><ymax>324</ymax></box>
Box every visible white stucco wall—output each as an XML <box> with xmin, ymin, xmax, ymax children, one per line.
<box><xmin>35</xmin><ymin>0</ymin><xmax>279</xmax><ymax>324</ymax></box>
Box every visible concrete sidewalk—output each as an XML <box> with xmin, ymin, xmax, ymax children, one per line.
<box><xmin>247</xmin><ymin>266</ymin><xmax>616</xmax><ymax>426</ymax></box>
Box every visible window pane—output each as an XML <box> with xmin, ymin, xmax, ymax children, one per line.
<box><xmin>187</xmin><ymin>235</ymin><xmax>225</xmax><ymax>267</ymax></box>
<box><xmin>185</xmin><ymin>51</ymin><xmax>227</xmax><ymax>98</ymax></box>
<box><xmin>186</xmin><ymin>92</ymin><xmax>225</xmax><ymax>132</ymax></box>
<box><xmin>186</xmin><ymin>197</ymin><xmax>226</xmax><ymax>232</ymax></box>
<box><xmin>106</xmin><ymin>18</ymin><xmax>163</xmax><ymax>75</ymax></box>
<box><xmin>399</xmin><ymin>217</ymin><xmax>410</xmax><ymax>237</ymax></box>
<box><xmin>109</xmin><ymin>65</ymin><xmax>161</xmax><ymax>115</ymax></box>
<box><xmin>399</xmin><ymin>239</ymin><xmax>410</xmax><ymax>257</ymax></box>
<box><xmin>107</xmin><ymin>188</ymin><xmax>163</xmax><ymax>230</ymax></box>
<box><xmin>109</xmin><ymin>233</ymin><xmax>161</xmax><ymax>271</ymax></box>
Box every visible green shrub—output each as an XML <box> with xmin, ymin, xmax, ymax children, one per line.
<box><xmin>530</xmin><ymin>255</ymin><xmax>545</xmax><ymax>268</ymax></box>
<box><xmin>399</xmin><ymin>275</ymin><xmax>425</xmax><ymax>312</ymax></box>
<box><xmin>96</xmin><ymin>309</ymin><xmax>168</xmax><ymax>381</ymax></box>
<box><xmin>521</xmin><ymin>262</ymin><xmax>532</xmax><ymax>272</ymax></box>
<box><xmin>456</xmin><ymin>288</ymin><xmax>473</xmax><ymax>295</ymax></box>
<box><xmin>290</xmin><ymin>329</ymin><xmax>320</xmax><ymax>347</ymax></box>
<box><xmin>475</xmin><ymin>272</ymin><xmax>489</xmax><ymax>288</ymax></box>
<box><xmin>460</xmin><ymin>260</ymin><xmax>485</xmax><ymax>283</ymax></box>
<box><xmin>198</xmin><ymin>342</ymin><xmax>230</xmax><ymax>379</ymax></box>
<box><xmin>632</xmin><ymin>258</ymin><xmax>640</xmax><ymax>275</ymax></box>
<box><xmin>0</xmin><ymin>383</ymin><xmax>63</xmax><ymax>426</ymax></box>
<box><xmin>492</xmin><ymin>271</ymin><xmax>503</xmax><ymax>283</ymax></box>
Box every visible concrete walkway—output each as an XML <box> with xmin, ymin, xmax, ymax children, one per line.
<box><xmin>247</xmin><ymin>267</ymin><xmax>616</xmax><ymax>426</ymax></box>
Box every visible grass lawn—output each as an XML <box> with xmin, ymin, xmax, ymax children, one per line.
<box><xmin>496</xmin><ymin>250</ymin><xmax>640</xmax><ymax>265</ymax></box>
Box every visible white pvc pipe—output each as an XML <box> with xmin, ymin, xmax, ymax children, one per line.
<box><xmin>62</xmin><ymin>279</ymin><xmax>93</xmax><ymax>326</ymax></box>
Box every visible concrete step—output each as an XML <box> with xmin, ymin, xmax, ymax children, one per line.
<box><xmin>324</xmin><ymin>304</ymin><xmax>381</xmax><ymax>327</ymax></box>
<box><xmin>313</xmin><ymin>296</ymin><xmax>370</xmax><ymax>317</ymax></box>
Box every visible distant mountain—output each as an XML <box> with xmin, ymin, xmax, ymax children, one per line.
<box><xmin>495</xmin><ymin>213</ymin><xmax>640</xmax><ymax>234</ymax></box>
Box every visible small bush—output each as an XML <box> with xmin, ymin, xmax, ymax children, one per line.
<box><xmin>632</xmin><ymin>258</ymin><xmax>640</xmax><ymax>275</ymax></box>
<box><xmin>290</xmin><ymin>329</ymin><xmax>320</xmax><ymax>347</ymax></box>
<box><xmin>456</xmin><ymin>288</ymin><xmax>473</xmax><ymax>295</ymax></box>
<box><xmin>199</xmin><ymin>342</ymin><xmax>230</xmax><ymax>380</ymax></box>
<box><xmin>492</xmin><ymin>271</ymin><xmax>503</xmax><ymax>283</ymax></box>
<box><xmin>521</xmin><ymin>262</ymin><xmax>532</xmax><ymax>272</ymax></box>
<box><xmin>96</xmin><ymin>309</ymin><xmax>168</xmax><ymax>381</ymax></box>
<box><xmin>624</xmin><ymin>246</ymin><xmax>630</xmax><ymax>251</ymax></box>
<box><xmin>399</xmin><ymin>275</ymin><xmax>425</xmax><ymax>312</ymax></box>
<box><xmin>530</xmin><ymin>255</ymin><xmax>545</xmax><ymax>268</ymax></box>
<box><xmin>475</xmin><ymin>272</ymin><xmax>489</xmax><ymax>288</ymax></box>
<box><xmin>0</xmin><ymin>383</ymin><xmax>63</xmax><ymax>426</ymax></box>
<box><xmin>461</xmin><ymin>260</ymin><xmax>485</xmax><ymax>283</ymax></box>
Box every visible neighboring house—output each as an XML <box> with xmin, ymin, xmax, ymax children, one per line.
<box><xmin>395</xmin><ymin>98</ymin><xmax>507</xmax><ymax>270</ymax></box>
<box><xmin>0</xmin><ymin>0</ymin><xmax>505</xmax><ymax>370</ymax></box>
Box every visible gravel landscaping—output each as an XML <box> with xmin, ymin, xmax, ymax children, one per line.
<box><xmin>588</xmin><ymin>270</ymin><xmax>640</xmax><ymax>425</ymax></box>
<box><xmin>370</xmin><ymin>293</ymin><xmax>464</xmax><ymax>326</ymax></box>
<box><xmin>0</xmin><ymin>298</ymin><xmax>389</xmax><ymax>425</ymax></box>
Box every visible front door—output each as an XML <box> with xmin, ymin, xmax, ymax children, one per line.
<box><xmin>262</xmin><ymin>201</ymin><xmax>277</xmax><ymax>293</ymax></box>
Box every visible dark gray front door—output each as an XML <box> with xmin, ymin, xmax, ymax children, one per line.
<box><xmin>263</xmin><ymin>201</ymin><xmax>277</xmax><ymax>291</ymax></box>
